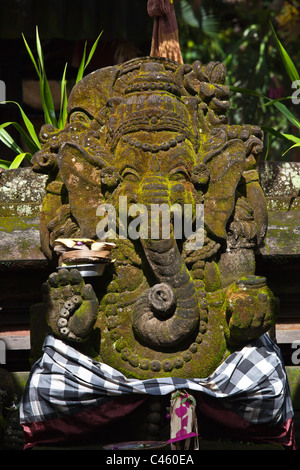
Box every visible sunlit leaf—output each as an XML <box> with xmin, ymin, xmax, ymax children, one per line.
<box><xmin>84</xmin><ymin>31</ymin><xmax>103</xmax><ymax>70</ymax></box>
<box><xmin>36</xmin><ymin>27</ymin><xmax>58</xmax><ymax>125</ymax></box>
<box><xmin>1</xmin><ymin>26</ymin><xmax>103</xmax><ymax>163</ymax></box>
<box><xmin>22</xmin><ymin>33</ymin><xmax>40</xmax><ymax>78</ymax></box>
<box><xmin>0</xmin><ymin>159</ymin><xmax>10</xmax><ymax>169</ymax></box>
<box><xmin>58</xmin><ymin>62</ymin><xmax>68</xmax><ymax>129</ymax></box>
<box><xmin>0</xmin><ymin>121</ymin><xmax>39</xmax><ymax>153</ymax></box>
<box><xmin>281</xmin><ymin>133</ymin><xmax>300</xmax><ymax>143</ymax></box>
<box><xmin>3</xmin><ymin>101</ymin><xmax>41</xmax><ymax>148</ymax></box>
<box><xmin>270</xmin><ymin>21</ymin><xmax>300</xmax><ymax>83</ymax></box>
<box><xmin>283</xmin><ymin>142</ymin><xmax>300</xmax><ymax>156</ymax></box>
<box><xmin>9</xmin><ymin>152</ymin><xmax>31</xmax><ymax>169</ymax></box>
<box><xmin>0</xmin><ymin>127</ymin><xmax>23</xmax><ymax>153</ymax></box>
<box><xmin>76</xmin><ymin>42</ymin><xmax>87</xmax><ymax>84</ymax></box>
<box><xmin>76</xmin><ymin>31</ymin><xmax>102</xmax><ymax>84</ymax></box>
<box><xmin>35</xmin><ymin>26</ymin><xmax>44</xmax><ymax>71</ymax></box>
<box><xmin>273</xmin><ymin>101</ymin><xmax>300</xmax><ymax>130</ymax></box>
<box><xmin>43</xmin><ymin>75</ymin><xmax>57</xmax><ymax>125</ymax></box>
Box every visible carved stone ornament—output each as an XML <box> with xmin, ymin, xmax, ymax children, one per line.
<box><xmin>32</xmin><ymin>57</ymin><xmax>276</xmax><ymax>379</ymax></box>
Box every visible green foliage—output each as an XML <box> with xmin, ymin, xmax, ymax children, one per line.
<box><xmin>22</xmin><ymin>27</ymin><xmax>57</xmax><ymax>126</ymax></box>
<box><xmin>178</xmin><ymin>0</ymin><xmax>224</xmax><ymax>62</ymax></box>
<box><xmin>0</xmin><ymin>28</ymin><xmax>102</xmax><ymax>169</ymax></box>
<box><xmin>177</xmin><ymin>1</ymin><xmax>300</xmax><ymax>160</ymax></box>
<box><xmin>230</xmin><ymin>22</ymin><xmax>300</xmax><ymax>159</ymax></box>
<box><xmin>76</xmin><ymin>32</ymin><xmax>102</xmax><ymax>83</ymax></box>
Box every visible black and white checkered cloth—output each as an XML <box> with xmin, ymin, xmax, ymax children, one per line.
<box><xmin>20</xmin><ymin>333</ymin><xmax>293</xmax><ymax>426</ymax></box>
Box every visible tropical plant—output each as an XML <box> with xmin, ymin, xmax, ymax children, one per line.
<box><xmin>177</xmin><ymin>1</ymin><xmax>300</xmax><ymax>160</ymax></box>
<box><xmin>0</xmin><ymin>27</ymin><xmax>102</xmax><ymax>169</ymax></box>
<box><xmin>178</xmin><ymin>0</ymin><xmax>225</xmax><ymax>63</ymax></box>
<box><xmin>230</xmin><ymin>23</ymin><xmax>300</xmax><ymax>159</ymax></box>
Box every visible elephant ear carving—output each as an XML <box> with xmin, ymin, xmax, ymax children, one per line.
<box><xmin>57</xmin><ymin>143</ymin><xmax>107</xmax><ymax>239</ymax></box>
<box><xmin>202</xmin><ymin>139</ymin><xmax>246</xmax><ymax>240</ymax></box>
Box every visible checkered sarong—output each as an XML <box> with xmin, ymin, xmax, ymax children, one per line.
<box><xmin>20</xmin><ymin>333</ymin><xmax>293</xmax><ymax>427</ymax></box>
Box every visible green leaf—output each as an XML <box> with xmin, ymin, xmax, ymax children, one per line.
<box><xmin>0</xmin><ymin>121</ymin><xmax>40</xmax><ymax>153</ymax></box>
<box><xmin>229</xmin><ymin>85</ymin><xmax>267</xmax><ymax>100</ymax></box>
<box><xmin>264</xmin><ymin>96</ymin><xmax>293</xmax><ymax>106</ymax></box>
<box><xmin>9</xmin><ymin>152</ymin><xmax>31</xmax><ymax>169</ymax></box>
<box><xmin>39</xmin><ymin>78</ymin><xmax>52</xmax><ymax>125</ymax></box>
<box><xmin>42</xmin><ymin>75</ymin><xmax>57</xmax><ymax>125</ymax></box>
<box><xmin>76</xmin><ymin>42</ymin><xmax>87</xmax><ymax>83</ymax></box>
<box><xmin>0</xmin><ymin>159</ymin><xmax>10</xmax><ymax>169</ymax></box>
<box><xmin>231</xmin><ymin>84</ymin><xmax>300</xmax><ymax>130</ymax></box>
<box><xmin>35</xmin><ymin>25</ymin><xmax>44</xmax><ymax>69</ymax></box>
<box><xmin>84</xmin><ymin>31</ymin><xmax>103</xmax><ymax>70</ymax></box>
<box><xmin>0</xmin><ymin>127</ymin><xmax>23</xmax><ymax>153</ymax></box>
<box><xmin>35</xmin><ymin>27</ymin><xmax>57</xmax><ymax>126</ymax></box>
<box><xmin>3</xmin><ymin>101</ymin><xmax>41</xmax><ymax>148</ymax></box>
<box><xmin>75</xmin><ymin>31</ymin><xmax>102</xmax><ymax>84</ymax></box>
<box><xmin>270</xmin><ymin>21</ymin><xmax>300</xmax><ymax>83</ymax></box>
<box><xmin>283</xmin><ymin>142</ymin><xmax>300</xmax><ymax>156</ymax></box>
<box><xmin>261</xmin><ymin>126</ymin><xmax>291</xmax><ymax>141</ymax></box>
<box><xmin>273</xmin><ymin>101</ymin><xmax>300</xmax><ymax>130</ymax></box>
<box><xmin>58</xmin><ymin>62</ymin><xmax>68</xmax><ymax>129</ymax></box>
<box><xmin>281</xmin><ymin>133</ymin><xmax>300</xmax><ymax>144</ymax></box>
<box><xmin>22</xmin><ymin>33</ymin><xmax>41</xmax><ymax>78</ymax></box>
<box><xmin>263</xmin><ymin>130</ymin><xmax>272</xmax><ymax>161</ymax></box>
<box><xmin>0</xmin><ymin>153</ymin><xmax>31</xmax><ymax>169</ymax></box>
<box><xmin>262</xmin><ymin>127</ymin><xmax>300</xmax><ymax>158</ymax></box>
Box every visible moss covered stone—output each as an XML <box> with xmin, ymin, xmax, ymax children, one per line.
<box><xmin>3</xmin><ymin>58</ymin><xmax>288</xmax><ymax>381</ymax></box>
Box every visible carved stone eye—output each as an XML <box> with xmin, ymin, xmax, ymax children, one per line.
<box><xmin>121</xmin><ymin>168</ymin><xmax>140</xmax><ymax>182</ymax></box>
<box><xmin>169</xmin><ymin>167</ymin><xmax>190</xmax><ymax>182</ymax></box>
<box><xmin>69</xmin><ymin>111</ymin><xmax>91</xmax><ymax>124</ymax></box>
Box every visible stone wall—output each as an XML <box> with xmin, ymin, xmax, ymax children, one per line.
<box><xmin>257</xmin><ymin>162</ymin><xmax>300</xmax><ymax>352</ymax></box>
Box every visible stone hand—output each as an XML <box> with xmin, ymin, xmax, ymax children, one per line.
<box><xmin>224</xmin><ymin>275</ymin><xmax>276</xmax><ymax>347</ymax></box>
<box><xmin>42</xmin><ymin>268</ymin><xmax>99</xmax><ymax>342</ymax></box>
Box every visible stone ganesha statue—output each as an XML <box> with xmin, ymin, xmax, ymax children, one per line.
<box><xmin>31</xmin><ymin>57</ymin><xmax>276</xmax><ymax>379</ymax></box>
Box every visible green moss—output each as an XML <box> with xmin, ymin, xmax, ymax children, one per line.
<box><xmin>204</xmin><ymin>261</ymin><xmax>221</xmax><ymax>292</ymax></box>
<box><xmin>286</xmin><ymin>367</ymin><xmax>300</xmax><ymax>410</ymax></box>
<box><xmin>11</xmin><ymin>372</ymin><xmax>30</xmax><ymax>400</ymax></box>
<box><xmin>0</xmin><ymin>216</ymin><xmax>39</xmax><ymax>233</ymax></box>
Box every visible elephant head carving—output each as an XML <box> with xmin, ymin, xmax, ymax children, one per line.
<box><xmin>33</xmin><ymin>57</ymin><xmax>275</xmax><ymax>379</ymax></box>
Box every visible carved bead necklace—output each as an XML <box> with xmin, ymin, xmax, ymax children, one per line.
<box><xmin>122</xmin><ymin>133</ymin><xmax>186</xmax><ymax>153</ymax></box>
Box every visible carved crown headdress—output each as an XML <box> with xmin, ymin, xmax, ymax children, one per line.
<box><xmin>108</xmin><ymin>58</ymin><xmax>196</xmax><ymax>149</ymax></box>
